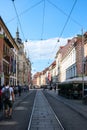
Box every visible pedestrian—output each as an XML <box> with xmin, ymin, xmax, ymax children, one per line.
<box><xmin>18</xmin><ymin>84</ymin><xmax>22</xmax><ymax>96</ymax></box>
<box><xmin>2</xmin><ymin>82</ymin><xmax>15</xmax><ymax>118</ymax></box>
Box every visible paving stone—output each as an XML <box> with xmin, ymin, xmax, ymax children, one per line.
<box><xmin>29</xmin><ymin>90</ymin><xmax>62</xmax><ymax>130</ymax></box>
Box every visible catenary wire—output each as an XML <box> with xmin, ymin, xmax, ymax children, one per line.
<box><xmin>47</xmin><ymin>0</ymin><xmax>82</xmax><ymax>28</ymax></box>
<box><xmin>59</xmin><ymin>0</ymin><xmax>78</xmax><ymax>37</ymax></box>
<box><xmin>46</xmin><ymin>0</ymin><xmax>78</xmax><ymax>68</ymax></box>
<box><xmin>8</xmin><ymin>0</ymin><xmax>44</xmax><ymax>24</ymax></box>
<box><xmin>12</xmin><ymin>0</ymin><xmax>26</xmax><ymax>40</ymax></box>
<box><xmin>41</xmin><ymin>0</ymin><xmax>46</xmax><ymax>40</ymax></box>
<box><xmin>10</xmin><ymin>0</ymin><xmax>80</xmax><ymax>41</ymax></box>
<box><xmin>12</xmin><ymin>0</ymin><xmax>32</xmax><ymax>61</ymax></box>
<box><xmin>11</xmin><ymin>0</ymin><xmax>77</xmax><ymax>72</ymax></box>
<box><xmin>53</xmin><ymin>0</ymin><xmax>77</xmax><ymax>52</ymax></box>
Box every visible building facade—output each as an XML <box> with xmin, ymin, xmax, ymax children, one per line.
<box><xmin>32</xmin><ymin>33</ymin><xmax>87</xmax><ymax>88</ymax></box>
<box><xmin>15</xmin><ymin>28</ymin><xmax>31</xmax><ymax>86</ymax></box>
<box><xmin>0</xmin><ymin>17</ymin><xmax>19</xmax><ymax>86</ymax></box>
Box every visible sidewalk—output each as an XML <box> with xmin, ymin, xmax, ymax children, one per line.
<box><xmin>0</xmin><ymin>91</ymin><xmax>30</xmax><ymax>120</ymax></box>
<box><xmin>46</xmin><ymin>89</ymin><xmax>87</xmax><ymax>120</ymax></box>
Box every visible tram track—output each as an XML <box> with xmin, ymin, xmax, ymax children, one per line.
<box><xmin>43</xmin><ymin>90</ymin><xmax>87</xmax><ymax>130</ymax></box>
<box><xmin>43</xmin><ymin>90</ymin><xmax>87</xmax><ymax>120</ymax></box>
<box><xmin>27</xmin><ymin>90</ymin><xmax>65</xmax><ymax>130</ymax></box>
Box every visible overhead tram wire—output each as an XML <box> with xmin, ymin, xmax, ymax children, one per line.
<box><xmin>38</xmin><ymin>0</ymin><xmax>46</xmax><ymax>61</ymax></box>
<box><xmin>47</xmin><ymin>0</ymin><xmax>82</xmax><ymax>52</ymax></box>
<box><xmin>53</xmin><ymin>0</ymin><xmax>78</xmax><ymax>51</ymax></box>
<box><xmin>12</xmin><ymin>0</ymin><xmax>25</xmax><ymax>40</ymax></box>
<box><xmin>11</xmin><ymin>1</ymin><xmax>45</xmax><ymax>42</ymax></box>
<box><xmin>59</xmin><ymin>0</ymin><xmax>78</xmax><ymax>38</ymax></box>
<box><xmin>11</xmin><ymin>0</ymin><xmax>30</xmax><ymax>59</ymax></box>
<box><xmin>52</xmin><ymin>0</ymin><xmax>77</xmax><ymax>52</ymax></box>
<box><xmin>47</xmin><ymin>0</ymin><xmax>82</xmax><ymax>28</ymax></box>
<box><xmin>46</xmin><ymin>0</ymin><xmax>78</xmax><ymax>68</ymax></box>
<box><xmin>20</xmin><ymin>0</ymin><xmax>44</xmax><ymax>21</ymax></box>
<box><xmin>8</xmin><ymin>0</ymin><xmax>44</xmax><ymax>24</ymax></box>
<box><xmin>41</xmin><ymin>0</ymin><xmax>46</xmax><ymax>40</ymax></box>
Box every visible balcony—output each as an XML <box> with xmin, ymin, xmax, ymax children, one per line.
<box><xmin>3</xmin><ymin>51</ymin><xmax>10</xmax><ymax>62</ymax></box>
<box><xmin>4</xmin><ymin>36</ymin><xmax>14</xmax><ymax>48</ymax></box>
<box><xmin>3</xmin><ymin>48</ymin><xmax>13</xmax><ymax>62</ymax></box>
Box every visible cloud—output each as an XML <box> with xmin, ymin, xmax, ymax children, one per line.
<box><xmin>24</xmin><ymin>37</ymin><xmax>68</xmax><ymax>60</ymax></box>
<box><xmin>24</xmin><ymin>37</ymin><xmax>70</xmax><ymax>74</ymax></box>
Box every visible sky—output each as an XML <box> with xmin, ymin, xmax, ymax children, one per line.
<box><xmin>0</xmin><ymin>0</ymin><xmax>87</xmax><ymax>74</ymax></box>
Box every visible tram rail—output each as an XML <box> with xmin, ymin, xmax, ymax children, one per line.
<box><xmin>27</xmin><ymin>90</ymin><xmax>64</xmax><ymax>130</ymax></box>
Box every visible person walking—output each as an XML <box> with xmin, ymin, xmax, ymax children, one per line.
<box><xmin>2</xmin><ymin>82</ymin><xmax>15</xmax><ymax>118</ymax></box>
<box><xmin>18</xmin><ymin>84</ymin><xmax>22</xmax><ymax>96</ymax></box>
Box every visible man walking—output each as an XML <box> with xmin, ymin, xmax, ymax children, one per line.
<box><xmin>2</xmin><ymin>82</ymin><xmax>15</xmax><ymax>118</ymax></box>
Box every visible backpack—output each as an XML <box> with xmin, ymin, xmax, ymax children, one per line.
<box><xmin>3</xmin><ymin>87</ymin><xmax>10</xmax><ymax>100</ymax></box>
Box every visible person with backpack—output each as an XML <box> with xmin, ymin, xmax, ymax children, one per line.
<box><xmin>2</xmin><ymin>82</ymin><xmax>15</xmax><ymax>118</ymax></box>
